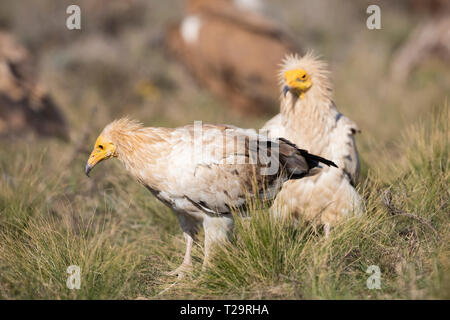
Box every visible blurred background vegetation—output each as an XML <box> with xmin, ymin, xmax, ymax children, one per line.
<box><xmin>0</xmin><ymin>0</ymin><xmax>448</xmax><ymax>145</ymax></box>
<box><xmin>0</xmin><ymin>0</ymin><xmax>448</xmax><ymax>299</ymax></box>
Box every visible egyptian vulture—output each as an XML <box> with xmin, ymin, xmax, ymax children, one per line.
<box><xmin>165</xmin><ymin>0</ymin><xmax>301</xmax><ymax>114</ymax></box>
<box><xmin>85</xmin><ymin>118</ymin><xmax>336</xmax><ymax>277</ymax></box>
<box><xmin>262</xmin><ymin>53</ymin><xmax>363</xmax><ymax>235</ymax></box>
<box><xmin>0</xmin><ymin>31</ymin><xmax>68</xmax><ymax>140</ymax></box>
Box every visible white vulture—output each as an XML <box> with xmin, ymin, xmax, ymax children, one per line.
<box><xmin>85</xmin><ymin>118</ymin><xmax>336</xmax><ymax>277</ymax></box>
<box><xmin>262</xmin><ymin>53</ymin><xmax>363</xmax><ymax>235</ymax></box>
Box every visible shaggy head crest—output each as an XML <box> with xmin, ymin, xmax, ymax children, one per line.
<box><xmin>102</xmin><ymin>118</ymin><xmax>144</xmax><ymax>138</ymax></box>
<box><xmin>279</xmin><ymin>51</ymin><xmax>332</xmax><ymax>102</ymax></box>
<box><xmin>85</xmin><ymin>118</ymin><xmax>144</xmax><ymax>176</ymax></box>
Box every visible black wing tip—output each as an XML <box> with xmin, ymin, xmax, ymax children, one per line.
<box><xmin>277</xmin><ymin>137</ymin><xmax>338</xmax><ymax>168</ymax></box>
<box><xmin>321</xmin><ymin>158</ymin><xmax>338</xmax><ymax>168</ymax></box>
<box><xmin>293</xmin><ymin>147</ymin><xmax>337</xmax><ymax>168</ymax></box>
<box><xmin>309</xmin><ymin>153</ymin><xmax>338</xmax><ymax>169</ymax></box>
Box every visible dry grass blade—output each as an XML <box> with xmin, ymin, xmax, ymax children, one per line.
<box><xmin>382</xmin><ymin>189</ymin><xmax>441</xmax><ymax>240</ymax></box>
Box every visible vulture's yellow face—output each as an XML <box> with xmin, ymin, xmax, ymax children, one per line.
<box><xmin>283</xmin><ymin>68</ymin><xmax>312</xmax><ymax>99</ymax></box>
<box><xmin>85</xmin><ymin>135</ymin><xmax>117</xmax><ymax>176</ymax></box>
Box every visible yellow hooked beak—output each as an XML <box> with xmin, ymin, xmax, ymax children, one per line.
<box><xmin>85</xmin><ymin>135</ymin><xmax>117</xmax><ymax>177</ymax></box>
<box><xmin>283</xmin><ymin>68</ymin><xmax>312</xmax><ymax>99</ymax></box>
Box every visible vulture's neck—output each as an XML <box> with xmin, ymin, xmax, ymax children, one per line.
<box><xmin>280</xmin><ymin>91</ymin><xmax>337</xmax><ymax>152</ymax></box>
<box><xmin>112</xmin><ymin>128</ymin><xmax>170</xmax><ymax>187</ymax></box>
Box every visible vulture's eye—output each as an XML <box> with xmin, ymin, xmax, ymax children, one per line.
<box><xmin>297</xmin><ymin>74</ymin><xmax>307</xmax><ymax>82</ymax></box>
<box><xmin>98</xmin><ymin>145</ymin><xmax>104</xmax><ymax>150</ymax></box>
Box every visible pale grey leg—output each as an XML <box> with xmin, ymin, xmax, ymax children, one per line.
<box><xmin>167</xmin><ymin>213</ymin><xmax>200</xmax><ymax>278</ymax></box>
<box><xmin>324</xmin><ymin>223</ymin><xmax>330</xmax><ymax>238</ymax></box>
<box><xmin>202</xmin><ymin>215</ymin><xmax>234</xmax><ymax>271</ymax></box>
<box><xmin>167</xmin><ymin>232</ymin><xmax>194</xmax><ymax>278</ymax></box>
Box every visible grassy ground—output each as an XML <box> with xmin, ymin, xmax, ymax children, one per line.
<box><xmin>0</xmin><ymin>107</ymin><xmax>447</xmax><ymax>299</ymax></box>
<box><xmin>0</xmin><ymin>0</ymin><xmax>449</xmax><ymax>299</ymax></box>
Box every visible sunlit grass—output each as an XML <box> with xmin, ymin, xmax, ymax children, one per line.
<box><xmin>0</xmin><ymin>0</ymin><xmax>449</xmax><ymax>299</ymax></box>
<box><xmin>0</xmin><ymin>107</ymin><xmax>447</xmax><ymax>299</ymax></box>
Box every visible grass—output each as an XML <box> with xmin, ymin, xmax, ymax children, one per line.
<box><xmin>0</xmin><ymin>106</ymin><xmax>447</xmax><ymax>299</ymax></box>
<box><xmin>0</xmin><ymin>0</ymin><xmax>449</xmax><ymax>300</ymax></box>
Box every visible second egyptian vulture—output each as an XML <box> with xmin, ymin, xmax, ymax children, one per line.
<box><xmin>85</xmin><ymin>118</ymin><xmax>336</xmax><ymax>277</ymax></box>
<box><xmin>262</xmin><ymin>53</ymin><xmax>363</xmax><ymax>235</ymax></box>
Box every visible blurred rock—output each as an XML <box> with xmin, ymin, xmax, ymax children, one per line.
<box><xmin>165</xmin><ymin>0</ymin><xmax>302</xmax><ymax>115</ymax></box>
<box><xmin>0</xmin><ymin>31</ymin><xmax>69</xmax><ymax>140</ymax></box>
